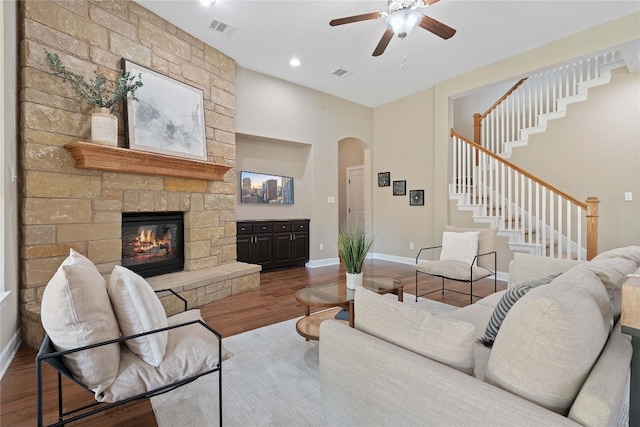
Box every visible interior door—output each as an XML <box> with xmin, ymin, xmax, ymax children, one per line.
<box><xmin>346</xmin><ymin>166</ymin><xmax>365</xmax><ymax>226</ymax></box>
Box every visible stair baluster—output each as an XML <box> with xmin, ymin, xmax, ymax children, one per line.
<box><xmin>450</xmin><ymin>129</ymin><xmax>598</xmax><ymax>260</ymax></box>
<box><xmin>474</xmin><ymin>51</ymin><xmax>623</xmax><ymax>156</ymax></box>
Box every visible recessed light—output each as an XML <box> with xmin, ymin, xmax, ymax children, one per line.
<box><xmin>200</xmin><ymin>0</ymin><xmax>214</xmax><ymax>6</ymax></box>
<box><xmin>289</xmin><ymin>58</ymin><xmax>301</xmax><ymax>67</ymax></box>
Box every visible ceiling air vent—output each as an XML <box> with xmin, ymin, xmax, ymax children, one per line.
<box><xmin>331</xmin><ymin>68</ymin><xmax>353</xmax><ymax>79</ymax></box>
<box><xmin>208</xmin><ymin>18</ymin><xmax>237</xmax><ymax>37</ymax></box>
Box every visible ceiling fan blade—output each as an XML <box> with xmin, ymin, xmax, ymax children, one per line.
<box><xmin>418</xmin><ymin>15</ymin><xmax>456</xmax><ymax>39</ymax></box>
<box><xmin>330</xmin><ymin>12</ymin><xmax>382</xmax><ymax>27</ymax></box>
<box><xmin>372</xmin><ymin>28</ymin><xmax>394</xmax><ymax>57</ymax></box>
<box><xmin>424</xmin><ymin>0</ymin><xmax>441</xmax><ymax>5</ymax></box>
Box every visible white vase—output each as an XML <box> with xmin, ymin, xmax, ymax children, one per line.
<box><xmin>91</xmin><ymin>107</ymin><xmax>118</xmax><ymax>146</ymax></box>
<box><xmin>346</xmin><ymin>272</ymin><xmax>363</xmax><ymax>290</ymax></box>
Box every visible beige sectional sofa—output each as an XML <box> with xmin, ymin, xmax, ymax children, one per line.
<box><xmin>319</xmin><ymin>246</ymin><xmax>640</xmax><ymax>426</ymax></box>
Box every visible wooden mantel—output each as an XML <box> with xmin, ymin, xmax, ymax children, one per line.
<box><xmin>64</xmin><ymin>141</ymin><xmax>232</xmax><ymax>181</ymax></box>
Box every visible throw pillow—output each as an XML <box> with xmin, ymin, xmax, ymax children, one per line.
<box><xmin>507</xmin><ymin>252</ymin><xmax>583</xmax><ymax>289</ymax></box>
<box><xmin>439</xmin><ymin>231</ymin><xmax>480</xmax><ymax>265</ymax></box>
<box><xmin>40</xmin><ymin>249</ymin><xmax>121</xmax><ymax>395</ymax></box>
<box><xmin>572</xmin><ymin>257</ymin><xmax>638</xmax><ymax>321</ymax></box>
<box><xmin>107</xmin><ymin>265</ymin><xmax>169</xmax><ymax>367</ymax></box>
<box><xmin>592</xmin><ymin>245</ymin><xmax>640</xmax><ymax>266</ymax></box>
<box><xmin>478</xmin><ymin>274</ymin><xmax>559</xmax><ymax>347</ymax></box>
<box><xmin>485</xmin><ymin>268</ymin><xmax>611</xmax><ymax>415</ymax></box>
<box><xmin>445</xmin><ymin>226</ymin><xmax>497</xmax><ymax>270</ymax></box>
<box><xmin>354</xmin><ymin>287</ymin><xmax>476</xmax><ymax>375</ymax></box>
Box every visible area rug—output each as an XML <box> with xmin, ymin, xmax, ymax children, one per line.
<box><xmin>151</xmin><ymin>296</ymin><xmax>456</xmax><ymax>427</ymax></box>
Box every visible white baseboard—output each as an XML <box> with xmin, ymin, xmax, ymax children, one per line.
<box><xmin>370</xmin><ymin>252</ymin><xmax>415</xmax><ymax>265</ymax></box>
<box><xmin>495</xmin><ymin>271</ymin><xmax>509</xmax><ymax>282</ymax></box>
<box><xmin>306</xmin><ymin>257</ymin><xmax>340</xmax><ymax>268</ymax></box>
<box><xmin>0</xmin><ymin>329</ymin><xmax>21</xmax><ymax>381</ymax></box>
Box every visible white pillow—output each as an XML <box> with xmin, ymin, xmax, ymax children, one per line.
<box><xmin>107</xmin><ymin>266</ymin><xmax>169</xmax><ymax>367</ymax></box>
<box><xmin>440</xmin><ymin>231</ymin><xmax>480</xmax><ymax>265</ymax></box>
<box><xmin>40</xmin><ymin>249</ymin><xmax>120</xmax><ymax>395</ymax></box>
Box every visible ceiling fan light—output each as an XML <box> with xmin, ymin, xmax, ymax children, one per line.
<box><xmin>385</xmin><ymin>9</ymin><xmax>421</xmax><ymax>39</ymax></box>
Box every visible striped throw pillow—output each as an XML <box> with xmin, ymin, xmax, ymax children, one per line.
<box><xmin>478</xmin><ymin>274</ymin><xmax>559</xmax><ymax>347</ymax></box>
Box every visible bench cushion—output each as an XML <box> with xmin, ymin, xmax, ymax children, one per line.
<box><xmin>416</xmin><ymin>260</ymin><xmax>492</xmax><ymax>281</ymax></box>
<box><xmin>98</xmin><ymin>309</ymin><xmax>233</xmax><ymax>402</ymax></box>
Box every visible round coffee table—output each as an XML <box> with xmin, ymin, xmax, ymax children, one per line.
<box><xmin>295</xmin><ymin>275</ymin><xmax>403</xmax><ymax>341</ymax></box>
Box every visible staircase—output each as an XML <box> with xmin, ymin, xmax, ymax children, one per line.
<box><xmin>474</xmin><ymin>51</ymin><xmax>624</xmax><ymax>158</ymax></box>
<box><xmin>450</xmin><ymin>130</ymin><xmax>598</xmax><ymax>260</ymax></box>
<box><xmin>450</xmin><ymin>51</ymin><xmax>625</xmax><ymax>259</ymax></box>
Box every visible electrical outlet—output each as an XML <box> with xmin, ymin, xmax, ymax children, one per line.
<box><xmin>319</xmin><ymin>243</ymin><xmax>324</xmax><ymax>251</ymax></box>
<box><xmin>409</xmin><ymin>242</ymin><xmax>414</xmax><ymax>250</ymax></box>
<box><xmin>625</xmin><ymin>192</ymin><xmax>633</xmax><ymax>201</ymax></box>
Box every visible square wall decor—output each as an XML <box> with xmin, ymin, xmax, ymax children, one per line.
<box><xmin>409</xmin><ymin>190</ymin><xmax>424</xmax><ymax>206</ymax></box>
<box><xmin>393</xmin><ymin>180</ymin><xmax>406</xmax><ymax>196</ymax></box>
<box><xmin>378</xmin><ymin>172</ymin><xmax>390</xmax><ymax>187</ymax></box>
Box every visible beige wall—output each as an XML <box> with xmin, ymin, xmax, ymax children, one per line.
<box><xmin>509</xmin><ymin>67</ymin><xmax>640</xmax><ymax>250</ymax></box>
<box><xmin>1</xmin><ymin>0</ymin><xmax>19</xmax><ymax>377</ymax></box>
<box><xmin>235</xmin><ymin>67</ymin><xmax>374</xmax><ymax>262</ymax></box>
<box><xmin>372</xmin><ymin>89</ymin><xmax>436</xmax><ymax>259</ymax></box>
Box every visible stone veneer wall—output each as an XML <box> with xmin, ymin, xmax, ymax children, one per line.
<box><xmin>19</xmin><ymin>0</ymin><xmax>256</xmax><ymax>348</ymax></box>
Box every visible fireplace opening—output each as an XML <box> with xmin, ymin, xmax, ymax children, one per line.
<box><xmin>122</xmin><ymin>212</ymin><xmax>184</xmax><ymax>278</ymax></box>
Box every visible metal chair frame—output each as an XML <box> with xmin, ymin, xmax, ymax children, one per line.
<box><xmin>415</xmin><ymin>245</ymin><xmax>497</xmax><ymax>304</ymax></box>
<box><xmin>36</xmin><ymin>290</ymin><xmax>223</xmax><ymax>427</ymax></box>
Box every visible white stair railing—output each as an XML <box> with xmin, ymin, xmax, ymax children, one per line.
<box><xmin>451</xmin><ymin>129</ymin><xmax>599</xmax><ymax>260</ymax></box>
<box><xmin>474</xmin><ymin>51</ymin><xmax>622</xmax><ymax>155</ymax></box>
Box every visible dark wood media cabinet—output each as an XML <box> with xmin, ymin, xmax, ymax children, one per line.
<box><xmin>236</xmin><ymin>219</ymin><xmax>310</xmax><ymax>271</ymax></box>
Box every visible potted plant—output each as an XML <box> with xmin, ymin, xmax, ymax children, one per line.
<box><xmin>44</xmin><ymin>49</ymin><xmax>143</xmax><ymax>146</ymax></box>
<box><xmin>337</xmin><ymin>220</ymin><xmax>374</xmax><ymax>289</ymax></box>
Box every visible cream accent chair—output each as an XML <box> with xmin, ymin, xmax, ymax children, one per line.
<box><xmin>36</xmin><ymin>250</ymin><xmax>231</xmax><ymax>427</ymax></box>
<box><xmin>415</xmin><ymin>226</ymin><xmax>497</xmax><ymax>303</ymax></box>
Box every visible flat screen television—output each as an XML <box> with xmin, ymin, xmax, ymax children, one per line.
<box><xmin>240</xmin><ymin>171</ymin><xmax>294</xmax><ymax>204</ymax></box>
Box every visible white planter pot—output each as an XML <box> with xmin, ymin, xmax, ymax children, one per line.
<box><xmin>346</xmin><ymin>272</ymin><xmax>363</xmax><ymax>290</ymax></box>
<box><xmin>91</xmin><ymin>107</ymin><xmax>118</xmax><ymax>146</ymax></box>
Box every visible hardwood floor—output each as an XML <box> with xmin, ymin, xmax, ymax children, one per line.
<box><xmin>0</xmin><ymin>259</ymin><xmax>504</xmax><ymax>426</ymax></box>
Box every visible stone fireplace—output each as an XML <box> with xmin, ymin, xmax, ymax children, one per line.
<box><xmin>18</xmin><ymin>0</ymin><xmax>260</xmax><ymax>349</ymax></box>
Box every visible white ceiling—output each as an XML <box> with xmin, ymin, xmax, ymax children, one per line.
<box><xmin>136</xmin><ymin>0</ymin><xmax>640</xmax><ymax>108</ymax></box>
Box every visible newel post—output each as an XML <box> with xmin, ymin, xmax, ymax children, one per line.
<box><xmin>585</xmin><ymin>197</ymin><xmax>599</xmax><ymax>260</ymax></box>
<box><xmin>473</xmin><ymin>113</ymin><xmax>482</xmax><ymax>145</ymax></box>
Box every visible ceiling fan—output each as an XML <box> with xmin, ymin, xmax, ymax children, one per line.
<box><xmin>329</xmin><ymin>0</ymin><xmax>456</xmax><ymax>57</ymax></box>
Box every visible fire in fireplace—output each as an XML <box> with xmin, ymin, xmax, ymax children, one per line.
<box><xmin>121</xmin><ymin>212</ymin><xmax>184</xmax><ymax>278</ymax></box>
